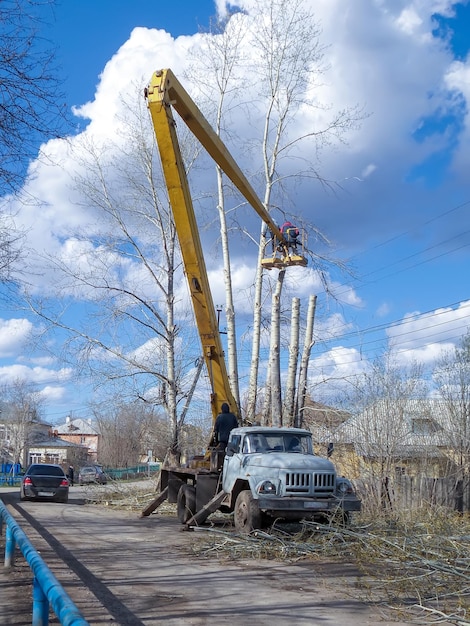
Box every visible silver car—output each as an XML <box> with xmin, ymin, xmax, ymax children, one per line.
<box><xmin>78</xmin><ymin>465</ymin><xmax>107</xmax><ymax>485</ymax></box>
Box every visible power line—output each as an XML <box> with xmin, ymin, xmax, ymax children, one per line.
<box><xmin>314</xmin><ymin>199</ymin><xmax>470</xmax><ymax>306</ymax></box>
<box><xmin>348</xmin><ymin>198</ymin><xmax>470</xmax><ymax>264</ymax></box>
<box><xmin>319</xmin><ymin>299</ymin><xmax>470</xmax><ymax>347</ymax></box>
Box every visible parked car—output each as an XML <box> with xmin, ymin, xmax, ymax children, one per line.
<box><xmin>78</xmin><ymin>465</ymin><xmax>107</xmax><ymax>485</ymax></box>
<box><xmin>20</xmin><ymin>463</ymin><xmax>69</xmax><ymax>503</ymax></box>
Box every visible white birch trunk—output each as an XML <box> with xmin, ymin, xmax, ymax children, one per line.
<box><xmin>267</xmin><ymin>270</ymin><xmax>285</xmax><ymax>427</ymax></box>
<box><xmin>295</xmin><ymin>294</ymin><xmax>317</xmax><ymax>428</ymax></box>
<box><xmin>216</xmin><ymin>165</ymin><xmax>240</xmax><ymax>409</ymax></box>
<box><xmin>246</xmin><ymin>221</ymin><xmax>270</xmax><ymax>423</ymax></box>
<box><xmin>284</xmin><ymin>297</ymin><xmax>300</xmax><ymax>427</ymax></box>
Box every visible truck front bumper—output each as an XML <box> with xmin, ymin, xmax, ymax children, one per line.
<box><xmin>257</xmin><ymin>495</ymin><xmax>361</xmax><ymax>514</ymax></box>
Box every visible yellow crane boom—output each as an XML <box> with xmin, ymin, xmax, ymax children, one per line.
<box><xmin>144</xmin><ymin>68</ymin><xmax>306</xmax><ymax>423</ymax></box>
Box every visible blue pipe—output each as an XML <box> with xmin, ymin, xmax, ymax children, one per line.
<box><xmin>33</xmin><ymin>577</ymin><xmax>49</xmax><ymax>626</ymax></box>
<box><xmin>5</xmin><ymin>523</ymin><xmax>15</xmax><ymax>567</ymax></box>
<box><xmin>0</xmin><ymin>500</ymin><xmax>89</xmax><ymax>626</ymax></box>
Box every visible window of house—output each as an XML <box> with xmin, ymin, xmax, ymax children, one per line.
<box><xmin>411</xmin><ymin>418</ymin><xmax>438</xmax><ymax>435</ymax></box>
<box><xmin>1</xmin><ymin>424</ymin><xmax>11</xmax><ymax>443</ymax></box>
<box><xmin>29</xmin><ymin>453</ymin><xmax>42</xmax><ymax>464</ymax></box>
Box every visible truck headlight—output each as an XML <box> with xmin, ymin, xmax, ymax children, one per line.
<box><xmin>258</xmin><ymin>480</ymin><xmax>278</xmax><ymax>495</ymax></box>
<box><xmin>336</xmin><ymin>478</ymin><xmax>353</xmax><ymax>495</ymax></box>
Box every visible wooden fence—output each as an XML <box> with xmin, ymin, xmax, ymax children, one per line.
<box><xmin>356</xmin><ymin>475</ymin><xmax>470</xmax><ymax>514</ymax></box>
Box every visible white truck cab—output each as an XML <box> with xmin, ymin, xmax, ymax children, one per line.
<box><xmin>223</xmin><ymin>427</ymin><xmax>361</xmax><ymax>533</ymax></box>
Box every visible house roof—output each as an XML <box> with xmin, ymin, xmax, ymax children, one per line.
<box><xmin>354</xmin><ymin>442</ymin><xmax>446</xmax><ymax>460</ymax></box>
<box><xmin>333</xmin><ymin>398</ymin><xmax>457</xmax><ymax>449</ymax></box>
<box><xmin>303</xmin><ymin>400</ymin><xmax>351</xmax><ymax>430</ymax></box>
<box><xmin>55</xmin><ymin>418</ymin><xmax>100</xmax><ymax>436</ymax></box>
<box><xmin>29</xmin><ymin>436</ymin><xmax>86</xmax><ymax>449</ymax></box>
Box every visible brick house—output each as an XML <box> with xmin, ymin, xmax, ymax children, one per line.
<box><xmin>27</xmin><ymin>435</ymin><xmax>86</xmax><ymax>468</ymax></box>
<box><xmin>54</xmin><ymin>417</ymin><xmax>102</xmax><ymax>464</ymax></box>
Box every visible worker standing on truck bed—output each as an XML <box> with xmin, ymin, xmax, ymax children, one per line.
<box><xmin>214</xmin><ymin>403</ymin><xmax>238</xmax><ymax>451</ymax></box>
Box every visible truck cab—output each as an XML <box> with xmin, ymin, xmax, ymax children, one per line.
<box><xmin>223</xmin><ymin>427</ymin><xmax>361</xmax><ymax>533</ymax></box>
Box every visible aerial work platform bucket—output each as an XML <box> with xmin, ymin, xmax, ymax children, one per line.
<box><xmin>261</xmin><ymin>227</ymin><xmax>308</xmax><ymax>269</ymax></box>
<box><xmin>261</xmin><ymin>253</ymin><xmax>308</xmax><ymax>269</ymax></box>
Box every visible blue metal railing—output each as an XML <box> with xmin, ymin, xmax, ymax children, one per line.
<box><xmin>0</xmin><ymin>499</ymin><xmax>89</xmax><ymax>626</ymax></box>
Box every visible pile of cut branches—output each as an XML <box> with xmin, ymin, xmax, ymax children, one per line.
<box><xmin>81</xmin><ymin>478</ymin><xmax>163</xmax><ymax>511</ymax></box>
<box><xmin>190</xmin><ymin>509</ymin><xmax>470</xmax><ymax>625</ymax></box>
<box><xmin>87</xmin><ymin>482</ymin><xmax>470</xmax><ymax>624</ymax></box>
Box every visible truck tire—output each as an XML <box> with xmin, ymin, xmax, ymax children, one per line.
<box><xmin>234</xmin><ymin>490</ymin><xmax>262</xmax><ymax>534</ymax></box>
<box><xmin>177</xmin><ymin>484</ymin><xmax>196</xmax><ymax>524</ymax></box>
<box><xmin>329</xmin><ymin>509</ymin><xmax>351</xmax><ymax>527</ymax></box>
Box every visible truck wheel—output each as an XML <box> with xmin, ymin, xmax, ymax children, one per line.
<box><xmin>234</xmin><ymin>490</ymin><xmax>262</xmax><ymax>533</ymax></box>
<box><xmin>177</xmin><ymin>484</ymin><xmax>196</xmax><ymax>524</ymax></box>
<box><xmin>330</xmin><ymin>510</ymin><xmax>351</xmax><ymax>527</ymax></box>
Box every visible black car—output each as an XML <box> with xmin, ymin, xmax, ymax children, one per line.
<box><xmin>20</xmin><ymin>463</ymin><xmax>69</xmax><ymax>503</ymax></box>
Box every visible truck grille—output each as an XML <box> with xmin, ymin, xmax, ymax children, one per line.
<box><xmin>285</xmin><ymin>472</ymin><xmax>335</xmax><ymax>496</ymax></box>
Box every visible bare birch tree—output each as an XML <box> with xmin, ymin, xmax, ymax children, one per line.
<box><xmin>0</xmin><ymin>0</ymin><xmax>67</xmax><ymax>278</ymax></box>
<box><xmin>94</xmin><ymin>402</ymin><xmax>156</xmax><ymax>468</ymax></box>
<box><xmin>434</xmin><ymin>331</ymin><xmax>470</xmax><ymax>491</ymax></box>
<box><xmin>186</xmin><ymin>1</ymin><xmax>359</xmax><ymax>426</ymax></box>
<box><xmin>295</xmin><ymin>294</ymin><xmax>317</xmax><ymax>427</ymax></box>
<box><xmin>189</xmin><ymin>13</ymin><xmax>248</xmax><ymax>411</ymax></box>
<box><xmin>0</xmin><ymin>0</ymin><xmax>68</xmax><ymax>194</ymax></box>
<box><xmin>283</xmin><ymin>297</ymin><xmax>300</xmax><ymax>426</ymax></box>
<box><xmin>243</xmin><ymin>0</ymin><xmax>361</xmax><ymax>422</ymax></box>
<box><xmin>27</xmin><ymin>97</ymin><xmax>206</xmax><ymax>462</ymax></box>
<box><xmin>0</xmin><ymin>379</ymin><xmax>43</xmax><ymax>466</ymax></box>
<box><xmin>263</xmin><ymin>269</ymin><xmax>286</xmax><ymax>426</ymax></box>
<box><xmin>335</xmin><ymin>353</ymin><xmax>425</xmax><ymax>508</ymax></box>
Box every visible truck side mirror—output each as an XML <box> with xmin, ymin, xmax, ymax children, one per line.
<box><xmin>225</xmin><ymin>444</ymin><xmax>236</xmax><ymax>456</ymax></box>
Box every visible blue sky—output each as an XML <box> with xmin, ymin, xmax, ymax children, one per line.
<box><xmin>48</xmin><ymin>0</ymin><xmax>215</xmax><ymax>106</ymax></box>
<box><xmin>1</xmin><ymin>0</ymin><xmax>470</xmax><ymax>423</ymax></box>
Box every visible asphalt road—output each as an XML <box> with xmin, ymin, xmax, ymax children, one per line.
<box><xmin>1</xmin><ymin>484</ymin><xmax>423</xmax><ymax>625</ymax></box>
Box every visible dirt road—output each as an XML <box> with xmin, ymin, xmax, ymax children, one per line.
<box><xmin>1</xmin><ymin>486</ymin><xmax>422</xmax><ymax>625</ymax></box>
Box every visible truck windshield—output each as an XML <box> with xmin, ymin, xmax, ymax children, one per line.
<box><xmin>244</xmin><ymin>433</ymin><xmax>312</xmax><ymax>454</ymax></box>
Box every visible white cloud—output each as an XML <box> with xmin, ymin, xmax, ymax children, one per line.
<box><xmin>444</xmin><ymin>57</ymin><xmax>470</xmax><ymax>176</ymax></box>
<box><xmin>376</xmin><ymin>303</ymin><xmax>391</xmax><ymax>317</ymax></box>
<box><xmin>2</xmin><ymin>0</ymin><xmax>470</xmax><ymax>419</ymax></box>
<box><xmin>0</xmin><ymin>318</ymin><xmax>33</xmax><ymax>357</ymax></box>
<box><xmin>6</xmin><ymin>0</ymin><xmax>467</xmax><ymax>291</ymax></box>
<box><xmin>316</xmin><ymin>313</ymin><xmax>354</xmax><ymax>341</ymax></box>
<box><xmin>387</xmin><ymin>301</ymin><xmax>470</xmax><ymax>350</ymax></box>
<box><xmin>383</xmin><ymin>301</ymin><xmax>470</xmax><ymax>370</ymax></box>
<box><xmin>392</xmin><ymin>341</ymin><xmax>455</xmax><ymax>366</ymax></box>
<box><xmin>361</xmin><ymin>164</ymin><xmax>377</xmax><ymax>178</ymax></box>
<box><xmin>308</xmin><ymin>345</ymin><xmax>370</xmax><ymax>391</ymax></box>
<box><xmin>38</xmin><ymin>385</ymin><xmax>68</xmax><ymax>403</ymax></box>
<box><xmin>0</xmin><ymin>364</ymin><xmax>73</xmax><ymax>385</ymax></box>
<box><xmin>17</xmin><ymin>355</ymin><xmax>56</xmax><ymax>366</ymax></box>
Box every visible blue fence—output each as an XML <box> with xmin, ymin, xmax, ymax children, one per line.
<box><xmin>0</xmin><ymin>499</ymin><xmax>89</xmax><ymax>626</ymax></box>
<box><xmin>0</xmin><ymin>463</ymin><xmax>22</xmax><ymax>486</ymax></box>
<box><xmin>105</xmin><ymin>463</ymin><xmax>160</xmax><ymax>480</ymax></box>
